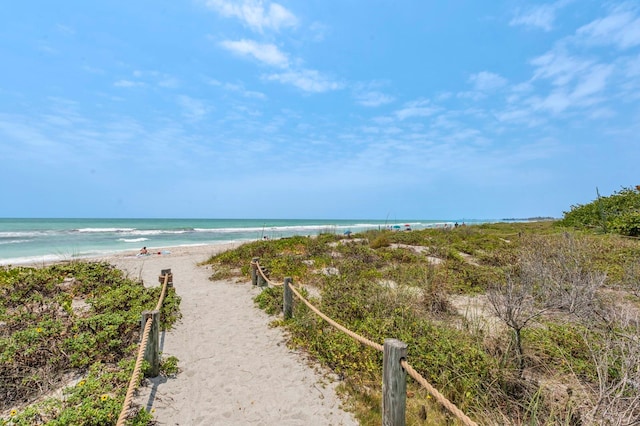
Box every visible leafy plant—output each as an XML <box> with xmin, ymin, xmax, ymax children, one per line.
<box><xmin>0</xmin><ymin>261</ymin><xmax>180</xmax><ymax>424</ymax></box>
<box><xmin>559</xmin><ymin>186</ymin><xmax>640</xmax><ymax>236</ymax></box>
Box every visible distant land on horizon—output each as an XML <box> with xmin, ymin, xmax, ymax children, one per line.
<box><xmin>501</xmin><ymin>217</ymin><xmax>557</xmax><ymax>221</ymax></box>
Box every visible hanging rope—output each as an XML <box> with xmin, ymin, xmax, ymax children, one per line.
<box><xmin>116</xmin><ymin>317</ymin><xmax>152</xmax><ymax>426</ymax></box>
<box><xmin>401</xmin><ymin>359</ymin><xmax>478</xmax><ymax>426</ymax></box>
<box><xmin>288</xmin><ymin>283</ymin><xmax>383</xmax><ymax>352</ymax></box>
<box><xmin>252</xmin><ymin>259</ymin><xmax>477</xmax><ymax>425</ymax></box>
<box><xmin>116</xmin><ymin>272</ymin><xmax>170</xmax><ymax>425</ymax></box>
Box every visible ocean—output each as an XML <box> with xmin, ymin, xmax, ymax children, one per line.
<box><xmin>0</xmin><ymin>218</ymin><xmax>481</xmax><ymax>266</ymax></box>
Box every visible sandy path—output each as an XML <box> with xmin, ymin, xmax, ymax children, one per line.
<box><xmin>104</xmin><ymin>244</ymin><xmax>358</xmax><ymax>426</ymax></box>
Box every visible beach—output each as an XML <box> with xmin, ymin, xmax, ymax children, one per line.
<box><xmin>100</xmin><ymin>243</ymin><xmax>358</xmax><ymax>426</ymax></box>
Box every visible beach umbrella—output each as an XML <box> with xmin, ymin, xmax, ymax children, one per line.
<box><xmin>393</xmin><ymin>225</ymin><xmax>401</xmax><ymax>229</ymax></box>
<box><xmin>344</xmin><ymin>230</ymin><xmax>352</xmax><ymax>235</ymax></box>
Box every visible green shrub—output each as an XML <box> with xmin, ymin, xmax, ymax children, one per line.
<box><xmin>0</xmin><ymin>261</ymin><xmax>180</xmax><ymax>423</ymax></box>
<box><xmin>370</xmin><ymin>234</ymin><xmax>390</xmax><ymax>249</ymax></box>
<box><xmin>559</xmin><ymin>186</ymin><xmax>640</xmax><ymax>236</ymax></box>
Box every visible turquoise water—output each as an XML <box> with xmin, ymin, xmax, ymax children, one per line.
<box><xmin>0</xmin><ymin>218</ymin><xmax>485</xmax><ymax>265</ymax></box>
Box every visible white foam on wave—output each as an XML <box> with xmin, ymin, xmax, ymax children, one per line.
<box><xmin>118</xmin><ymin>237</ymin><xmax>149</xmax><ymax>243</ymax></box>
<box><xmin>128</xmin><ymin>229</ymin><xmax>191</xmax><ymax>236</ymax></box>
<box><xmin>75</xmin><ymin>227</ymin><xmax>136</xmax><ymax>233</ymax></box>
<box><xmin>0</xmin><ymin>239</ymin><xmax>30</xmax><ymax>245</ymax></box>
<box><xmin>0</xmin><ymin>254</ymin><xmax>67</xmax><ymax>266</ymax></box>
<box><xmin>0</xmin><ymin>231</ymin><xmax>49</xmax><ymax>238</ymax></box>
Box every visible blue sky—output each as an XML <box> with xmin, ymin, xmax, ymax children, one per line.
<box><xmin>1</xmin><ymin>1</ymin><xmax>639</xmax><ymax>220</ymax></box>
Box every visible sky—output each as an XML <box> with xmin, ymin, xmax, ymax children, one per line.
<box><xmin>1</xmin><ymin>1</ymin><xmax>639</xmax><ymax>220</ymax></box>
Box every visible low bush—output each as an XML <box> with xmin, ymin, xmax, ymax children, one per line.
<box><xmin>0</xmin><ymin>261</ymin><xmax>180</xmax><ymax>424</ymax></box>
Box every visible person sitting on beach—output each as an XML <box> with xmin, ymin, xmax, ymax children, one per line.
<box><xmin>140</xmin><ymin>246</ymin><xmax>148</xmax><ymax>255</ymax></box>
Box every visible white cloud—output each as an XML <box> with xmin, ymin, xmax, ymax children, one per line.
<box><xmin>56</xmin><ymin>24</ymin><xmax>75</xmax><ymax>35</ymax></box>
<box><xmin>576</xmin><ymin>4</ymin><xmax>640</xmax><ymax>49</ymax></box>
<box><xmin>264</xmin><ymin>69</ymin><xmax>342</xmax><ymax>93</ymax></box>
<box><xmin>530</xmin><ymin>91</ymin><xmax>572</xmax><ymax>114</ymax></box>
<box><xmin>114</xmin><ymin>80</ymin><xmax>145</xmax><ymax>88</ymax></box>
<box><xmin>83</xmin><ymin>65</ymin><xmax>104</xmax><ymax>74</ymax></box>
<box><xmin>530</xmin><ymin>49</ymin><xmax>594</xmax><ymax>86</ymax></box>
<box><xmin>395</xmin><ymin>100</ymin><xmax>438</xmax><ymax>120</ymax></box>
<box><xmin>510</xmin><ymin>3</ymin><xmax>558</xmax><ymax>31</ymax></box>
<box><xmin>355</xmin><ymin>91</ymin><xmax>394</xmax><ymax>107</ymax></box>
<box><xmin>468</xmin><ymin>71</ymin><xmax>507</xmax><ymax>92</ymax></box>
<box><xmin>207</xmin><ymin>78</ymin><xmax>267</xmax><ymax>99</ymax></box>
<box><xmin>456</xmin><ymin>91</ymin><xmax>485</xmax><ymax>101</ymax></box>
<box><xmin>158</xmin><ymin>77</ymin><xmax>181</xmax><ymax>89</ymax></box>
<box><xmin>219</xmin><ymin>39</ymin><xmax>289</xmax><ymax>68</ymax></box>
<box><xmin>178</xmin><ymin>95</ymin><xmax>209</xmax><ymax>121</ymax></box>
<box><xmin>571</xmin><ymin>64</ymin><xmax>613</xmax><ymax>99</ymax></box>
<box><xmin>205</xmin><ymin>0</ymin><xmax>297</xmax><ymax>32</ymax></box>
<box><xmin>125</xmin><ymin>70</ymin><xmax>180</xmax><ymax>88</ymax></box>
<box><xmin>309</xmin><ymin>22</ymin><xmax>329</xmax><ymax>42</ymax></box>
<box><xmin>626</xmin><ymin>54</ymin><xmax>640</xmax><ymax>77</ymax></box>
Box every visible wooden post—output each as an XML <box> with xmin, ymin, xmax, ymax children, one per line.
<box><xmin>283</xmin><ymin>277</ymin><xmax>293</xmax><ymax>319</ymax></box>
<box><xmin>159</xmin><ymin>268</ymin><xmax>173</xmax><ymax>287</ymax></box>
<box><xmin>141</xmin><ymin>310</ymin><xmax>160</xmax><ymax>377</ymax></box>
<box><xmin>251</xmin><ymin>257</ymin><xmax>259</xmax><ymax>286</ymax></box>
<box><xmin>383</xmin><ymin>339</ymin><xmax>408</xmax><ymax>426</ymax></box>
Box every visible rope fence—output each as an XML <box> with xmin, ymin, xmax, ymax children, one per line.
<box><xmin>252</xmin><ymin>258</ymin><xmax>478</xmax><ymax>426</ymax></box>
<box><xmin>116</xmin><ymin>270</ymin><xmax>172</xmax><ymax>426</ymax></box>
<box><xmin>117</xmin><ymin>316</ymin><xmax>153</xmax><ymax>425</ymax></box>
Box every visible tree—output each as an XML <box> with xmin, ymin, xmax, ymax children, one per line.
<box><xmin>487</xmin><ymin>271</ymin><xmax>546</xmax><ymax>377</ymax></box>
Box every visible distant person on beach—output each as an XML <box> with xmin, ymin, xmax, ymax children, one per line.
<box><xmin>140</xmin><ymin>246</ymin><xmax>148</xmax><ymax>255</ymax></box>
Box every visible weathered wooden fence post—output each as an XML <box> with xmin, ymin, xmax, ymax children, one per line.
<box><xmin>283</xmin><ymin>277</ymin><xmax>293</xmax><ymax>319</ymax></box>
<box><xmin>383</xmin><ymin>338</ymin><xmax>408</xmax><ymax>426</ymax></box>
<box><xmin>141</xmin><ymin>310</ymin><xmax>160</xmax><ymax>377</ymax></box>
<box><xmin>159</xmin><ymin>268</ymin><xmax>173</xmax><ymax>287</ymax></box>
<box><xmin>251</xmin><ymin>257</ymin><xmax>259</xmax><ymax>286</ymax></box>
<box><xmin>257</xmin><ymin>265</ymin><xmax>268</xmax><ymax>288</ymax></box>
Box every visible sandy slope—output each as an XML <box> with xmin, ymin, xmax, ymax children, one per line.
<box><xmin>103</xmin><ymin>244</ymin><xmax>358</xmax><ymax>426</ymax></box>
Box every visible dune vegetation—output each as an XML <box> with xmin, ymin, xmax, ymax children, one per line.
<box><xmin>0</xmin><ymin>262</ymin><xmax>180</xmax><ymax>425</ymax></box>
<box><xmin>204</xmin><ymin>188</ymin><xmax>640</xmax><ymax>425</ymax></box>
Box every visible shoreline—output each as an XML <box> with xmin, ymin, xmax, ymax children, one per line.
<box><xmin>0</xmin><ymin>241</ymin><xmax>249</xmax><ymax>267</ymax></box>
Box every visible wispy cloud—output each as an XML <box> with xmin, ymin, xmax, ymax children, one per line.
<box><xmin>83</xmin><ymin>65</ymin><xmax>105</xmax><ymax>74</ymax></box>
<box><xmin>178</xmin><ymin>95</ymin><xmax>210</xmax><ymax>121</ymax></box>
<box><xmin>131</xmin><ymin>70</ymin><xmax>181</xmax><ymax>88</ymax></box>
<box><xmin>205</xmin><ymin>0</ymin><xmax>297</xmax><ymax>32</ymax></box>
<box><xmin>56</xmin><ymin>24</ymin><xmax>75</xmax><ymax>35</ymax></box>
<box><xmin>264</xmin><ymin>69</ymin><xmax>343</xmax><ymax>93</ymax></box>
<box><xmin>571</xmin><ymin>64</ymin><xmax>613</xmax><ymax>99</ymax></box>
<box><xmin>309</xmin><ymin>22</ymin><xmax>329</xmax><ymax>42</ymax></box>
<box><xmin>530</xmin><ymin>48</ymin><xmax>594</xmax><ymax>86</ymax></box>
<box><xmin>219</xmin><ymin>39</ymin><xmax>289</xmax><ymax>67</ymax></box>
<box><xmin>114</xmin><ymin>80</ymin><xmax>145</xmax><ymax>88</ymax></box>
<box><xmin>395</xmin><ymin>99</ymin><xmax>438</xmax><ymax>120</ymax></box>
<box><xmin>576</xmin><ymin>3</ymin><xmax>640</xmax><ymax>49</ymax></box>
<box><xmin>510</xmin><ymin>1</ymin><xmax>570</xmax><ymax>31</ymax></box>
<box><xmin>207</xmin><ymin>78</ymin><xmax>267</xmax><ymax>99</ymax></box>
<box><xmin>354</xmin><ymin>90</ymin><xmax>394</xmax><ymax>107</ymax></box>
<box><xmin>468</xmin><ymin>71</ymin><xmax>507</xmax><ymax>92</ymax></box>
<box><xmin>510</xmin><ymin>4</ymin><xmax>557</xmax><ymax>31</ymax></box>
